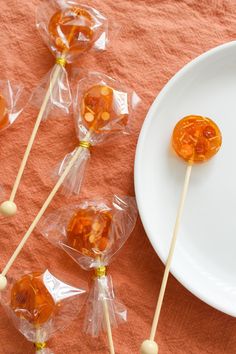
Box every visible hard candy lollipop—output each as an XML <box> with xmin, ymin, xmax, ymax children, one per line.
<box><xmin>140</xmin><ymin>115</ymin><xmax>222</xmax><ymax>354</ymax></box>
<box><xmin>56</xmin><ymin>72</ymin><xmax>138</xmax><ymax>194</ymax></box>
<box><xmin>1</xmin><ymin>270</ymin><xmax>86</xmax><ymax>353</ymax></box>
<box><xmin>0</xmin><ymin>73</ymin><xmax>138</xmax><ymax>292</ymax></box>
<box><xmin>41</xmin><ymin>196</ymin><xmax>138</xmax><ymax>354</ymax></box>
<box><xmin>0</xmin><ymin>1</ymin><xmax>108</xmax><ymax>217</ymax></box>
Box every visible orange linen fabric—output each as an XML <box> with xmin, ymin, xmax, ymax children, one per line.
<box><xmin>0</xmin><ymin>0</ymin><xmax>236</xmax><ymax>353</ymax></box>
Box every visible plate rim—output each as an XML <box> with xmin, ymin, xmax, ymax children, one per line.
<box><xmin>134</xmin><ymin>40</ymin><xmax>236</xmax><ymax>317</ymax></box>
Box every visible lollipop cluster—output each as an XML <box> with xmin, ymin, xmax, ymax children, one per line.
<box><xmin>0</xmin><ymin>1</ymin><xmax>139</xmax><ymax>354</ymax></box>
<box><xmin>0</xmin><ymin>0</ymin><xmax>224</xmax><ymax>353</ymax></box>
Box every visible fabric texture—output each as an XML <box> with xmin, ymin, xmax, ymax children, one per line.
<box><xmin>0</xmin><ymin>0</ymin><xmax>236</xmax><ymax>353</ymax></box>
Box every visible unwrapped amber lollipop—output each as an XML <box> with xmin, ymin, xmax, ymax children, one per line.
<box><xmin>0</xmin><ymin>2</ymin><xmax>108</xmax><ymax>217</ymax></box>
<box><xmin>172</xmin><ymin>115</ymin><xmax>222</xmax><ymax>163</ymax></box>
<box><xmin>140</xmin><ymin>115</ymin><xmax>222</xmax><ymax>354</ymax></box>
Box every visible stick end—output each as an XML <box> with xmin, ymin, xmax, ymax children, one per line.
<box><xmin>0</xmin><ymin>275</ymin><xmax>7</xmax><ymax>291</ymax></box>
<box><xmin>0</xmin><ymin>201</ymin><xmax>17</xmax><ymax>217</ymax></box>
<box><xmin>140</xmin><ymin>340</ymin><xmax>158</xmax><ymax>354</ymax></box>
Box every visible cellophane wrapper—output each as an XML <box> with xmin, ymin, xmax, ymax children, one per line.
<box><xmin>32</xmin><ymin>1</ymin><xmax>108</xmax><ymax>120</ymax></box>
<box><xmin>36</xmin><ymin>0</ymin><xmax>108</xmax><ymax>63</ymax></box>
<box><xmin>55</xmin><ymin>72</ymin><xmax>140</xmax><ymax>194</ymax></box>
<box><xmin>0</xmin><ymin>80</ymin><xmax>25</xmax><ymax>132</ymax></box>
<box><xmin>30</xmin><ymin>65</ymin><xmax>72</xmax><ymax>121</ymax></box>
<box><xmin>41</xmin><ymin>195</ymin><xmax>138</xmax><ymax>336</ymax></box>
<box><xmin>1</xmin><ymin>269</ymin><xmax>87</xmax><ymax>352</ymax></box>
<box><xmin>84</xmin><ymin>275</ymin><xmax>127</xmax><ymax>337</ymax></box>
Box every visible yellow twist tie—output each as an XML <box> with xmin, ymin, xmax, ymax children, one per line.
<box><xmin>56</xmin><ymin>57</ymin><xmax>67</xmax><ymax>67</ymax></box>
<box><xmin>79</xmin><ymin>141</ymin><xmax>91</xmax><ymax>149</ymax></box>
<box><xmin>95</xmin><ymin>266</ymin><xmax>107</xmax><ymax>278</ymax></box>
<box><xmin>35</xmin><ymin>342</ymin><xmax>46</xmax><ymax>350</ymax></box>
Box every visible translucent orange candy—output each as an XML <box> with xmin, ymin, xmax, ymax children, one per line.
<box><xmin>48</xmin><ymin>7</ymin><xmax>95</xmax><ymax>55</ymax></box>
<box><xmin>81</xmin><ymin>85</ymin><xmax>128</xmax><ymax>134</ymax></box>
<box><xmin>11</xmin><ymin>272</ymin><xmax>57</xmax><ymax>326</ymax></box>
<box><xmin>0</xmin><ymin>95</ymin><xmax>9</xmax><ymax>131</ymax></box>
<box><xmin>172</xmin><ymin>115</ymin><xmax>222</xmax><ymax>163</ymax></box>
<box><xmin>67</xmin><ymin>207</ymin><xmax>112</xmax><ymax>258</ymax></box>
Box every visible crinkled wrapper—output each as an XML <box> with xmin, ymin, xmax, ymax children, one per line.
<box><xmin>41</xmin><ymin>195</ymin><xmax>137</xmax><ymax>269</ymax></box>
<box><xmin>1</xmin><ymin>270</ymin><xmax>87</xmax><ymax>349</ymax></box>
<box><xmin>55</xmin><ymin>71</ymin><xmax>140</xmax><ymax>194</ymax></box>
<box><xmin>40</xmin><ymin>195</ymin><xmax>137</xmax><ymax>336</ymax></box>
<box><xmin>30</xmin><ymin>65</ymin><xmax>72</xmax><ymax>121</ymax></box>
<box><xmin>36</xmin><ymin>0</ymin><xmax>108</xmax><ymax>63</ymax></box>
<box><xmin>0</xmin><ymin>80</ymin><xmax>25</xmax><ymax>133</ymax></box>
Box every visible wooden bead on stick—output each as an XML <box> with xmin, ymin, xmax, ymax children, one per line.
<box><xmin>140</xmin><ymin>340</ymin><xmax>158</xmax><ymax>354</ymax></box>
<box><xmin>0</xmin><ymin>201</ymin><xmax>17</xmax><ymax>217</ymax></box>
<box><xmin>0</xmin><ymin>275</ymin><xmax>7</xmax><ymax>290</ymax></box>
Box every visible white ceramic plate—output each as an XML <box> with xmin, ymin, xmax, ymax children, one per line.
<box><xmin>135</xmin><ymin>41</ymin><xmax>236</xmax><ymax>317</ymax></box>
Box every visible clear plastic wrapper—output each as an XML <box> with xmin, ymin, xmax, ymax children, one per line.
<box><xmin>32</xmin><ymin>1</ymin><xmax>108</xmax><ymax>120</ymax></box>
<box><xmin>55</xmin><ymin>72</ymin><xmax>140</xmax><ymax>194</ymax></box>
<box><xmin>36</xmin><ymin>0</ymin><xmax>108</xmax><ymax>63</ymax></box>
<box><xmin>1</xmin><ymin>269</ymin><xmax>87</xmax><ymax>353</ymax></box>
<box><xmin>0</xmin><ymin>80</ymin><xmax>25</xmax><ymax>201</ymax></box>
<box><xmin>0</xmin><ymin>80</ymin><xmax>24</xmax><ymax>133</ymax></box>
<box><xmin>41</xmin><ymin>195</ymin><xmax>138</xmax><ymax>337</ymax></box>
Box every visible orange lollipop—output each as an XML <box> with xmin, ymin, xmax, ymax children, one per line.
<box><xmin>67</xmin><ymin>207</ymin><xmax>112</xmax><ymax>258</ymax></box>
<box><xmin>11</xmin><ymin>272</ymin><xmax>57</xmax><ymax>326</ymax></box>
<box><xmin>82</xmin><ymin>85</ymin><xmax>128</xmax><ymax>134</ymax></box>
<box><xmin>39</xmin><ymin>196</ymin><xmax>137</xmax><ymax>353</ymax></box>
<box><xmin>49</xmin><ymin>7</ymin><xmax>95</xmax><ymax>56</ymax></box>
<box><xmin>172</xmin><ymin>115</ymin><xmax>222</xmax><ymax>163</ymax></box>
<box><xmin>140</xmin><ymin>115</ymin><xmax>222</xmax><ymax>354</ymax></box>
<box><xmin>3</xmin><ymin>270</ymin><xmax>87</xmax><ymax>353</ymax></box>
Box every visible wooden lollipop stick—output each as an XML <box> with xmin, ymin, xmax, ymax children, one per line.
<box><xmin>99</xmin><ymin>281</ymin><xmax>115</xmax><ymax>354</ymax></box>
<box><xmin>150</xmin><ymin>163</ymin><xmax>192</xmax><ymax>341</ymax></box>
<box><xmin>0</xmin><ymin>133</ymin><xmax>90</xmax><ymax>278</ymax></box>
<box><xmin>9</xmin><ymin>63</ymin><xmax>64</xmax><ymax>203</ymax></box>
<box><xmin>35</xmin><ymin>328</ymin><xmax>45</xmax><ymax>354</ymax></box>
<box><xmin>9</xmin><ymin>22</ymin><xmax>78</xmax><ymax>205</ymax></box>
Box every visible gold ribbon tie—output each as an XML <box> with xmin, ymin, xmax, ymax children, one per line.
<box><xmin>79</xmin><ymin>141</ymin><xmax>91</xmax><ymax>149</ymax></box>
<box><xmin>35</xmin><ymin>342</ymin><xmax>47</xmax><ymax>350</ymax></box>
<box><xmin>95</xmin><ymin>265</ymin><xmax>107</xmax><ymax>278</ymax></box>
<box><xmin>56</xmin><ymin>57</ymin><xmax>67</xmax><ymax>67</ymax></box>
